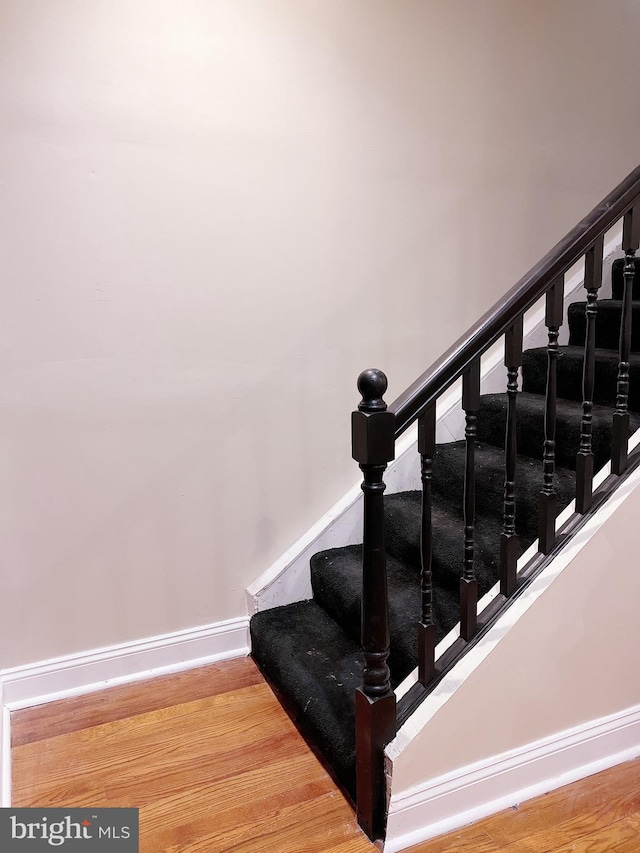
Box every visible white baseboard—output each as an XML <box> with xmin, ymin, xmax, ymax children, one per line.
<box><xmin>0</xmin><ymin>693</ymin><xmax>8</xmax><ymax>807</ymax></box>
<box><xmin>0</xmin><ymin>615</ymin><xmax>250</xmax><ymax>806</ymax></box>
<box><xmin>385</xmin><ymin>702</ymin><xmax>640</xmax><ymax>853</ymax></box>
<box><xmin>1</xmin><ymin>616</ymin><xmax>250</xmax><ymax>710</ymax></box>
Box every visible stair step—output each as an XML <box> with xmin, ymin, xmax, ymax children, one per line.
<box><xmin>383</xmin><ymin>492</ymin><xmax>504</xmax><ymax>586</ymax></box>
<box><xmin>311</xmin><ymin>500</ymin><xmax>505</xmax><ymax>685</ymax></box>
<box><xmin>250</xmin><ymin>599</ymin><xmax>361</xmax><ymax>797</ymax></box>
<box><xmin>477</xmin><ymin>392</ymin><xmax>640</xmax><ymax>470</ymax></box>
<box><xmin>311</xmin><ymin>544</ymin><xmax>421</xmax><ymax>683</ymax></box>
<box><xmin>611</xmin><ymin>257</ymin><xmax>640</xmax><ymax>300</ymax></box>
<box><xmin>522</xmin><ymin>345</ymin><xmax>640</xmax><ymax>411</ymax></box>
<box><xmin>567</xmin><ymin>300</ymin><xmax>640</xmax><ymax>351</ymax></box>
<box><xmin>431</xmin><ymin>441</ymin><xmax>577</xmax><ymax>542</ymax></box>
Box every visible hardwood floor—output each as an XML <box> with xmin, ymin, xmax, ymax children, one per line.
<box><xmin>411</xmin><ymin>758</ymin><xmax>640</xmax><ymax>853</ymax></box>
<box><xmin>12</xmin><ymin>658</ymin><xmax>373</xmax><ymax>853</ymax></box>
<box><xmin>11</xmin><ymin>656</ymin><xmax>640</xmax><ymax>852</ymax></box>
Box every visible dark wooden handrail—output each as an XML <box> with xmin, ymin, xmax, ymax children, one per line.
<box><xmin>390</xmin><ymin>164</ymin><xmax>640</xmax><ymax>436</ymax></box>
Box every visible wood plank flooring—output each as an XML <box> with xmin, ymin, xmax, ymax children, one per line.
<box><xmin>412</xmin><ymin>757</ymin><xmax>640</xmax><ymax>853</ymax></box>
<box><xmin>12</xmin><ymin>658</ymin><xmax>373</xmax><ymax>853</ymax></box>
<box><xmin>11</xmin><ymin>656</ymin><xmax>640</xmax><ymax>852</ymax></box>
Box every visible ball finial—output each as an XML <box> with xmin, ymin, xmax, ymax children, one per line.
<box><xmin>357</xmin><ymin>368</ymin><xmax>388</xmax><ymax>412</ymax></box>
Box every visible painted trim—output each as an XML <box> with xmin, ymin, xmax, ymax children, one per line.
<box><xmin>384</xmin><ymin>702</ymin><xmax>640</xmax><ymax>853</ymax></box>
<box><xmin>1</xmin><ymin>616</ymin><xmax>250</xmax><ymax>709</ymax></box>
<box><xmin>0</xmin><ymin>615</ymin><xmax>250</xmax><ymax>806</ymax></box>
<box><xmin>248</xmin><ymin>227</ymin><xmax>623</xmax><ymax>613</ymax></box>
<box><xmin>0</xmin><ymin>687</ymin><xmax>8</xmax><ymax>808</ymax></box>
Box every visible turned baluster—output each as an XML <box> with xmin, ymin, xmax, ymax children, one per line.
<box><xmin>501</xmin><ymin>317</ymin><xmax>523</xmax><ymax>596</ymax></box>
<box><xmin>539</xmin><ymin>276</ymin><xmax>564</xmax><ymax>554</ymax></box>
<box><xmin>351</xmin><ymin>368</ymin><xmax>397</xmax><ymax>842</ymax></box>
<box><xmin>460</xmin><ymin>359</ymin><xmax>480</xmax><ymax>641</ymax></box>
<box><xmin>418</xmin><ymin>402</ymin><xmax>436</xmax><ymax>685</ymax></box>
<box><xmin>576</xmin><ymin>236</ymin><xmax>604</xmax><ymax>512</ymax></box>
<box><xmin>612</xmin><ymin>205</ymin><xmax>640</xmax><ymax>475</ymax></box>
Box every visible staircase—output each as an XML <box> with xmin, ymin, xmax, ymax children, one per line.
<box><xmin>250</xmin><ymin>167</ymin><xmax>640</xmax><ymax>843</ymax></box>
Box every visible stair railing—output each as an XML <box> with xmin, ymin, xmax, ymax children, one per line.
<box><xmin>351</xmin><ymin>164</ymin><xmax>640</xmax><ymax>841</ymax></box>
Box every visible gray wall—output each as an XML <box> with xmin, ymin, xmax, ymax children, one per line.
<box><xmin>1</xmin><ymin>0</ymin><xmax>640</xmax><ymax>666</ymax></box>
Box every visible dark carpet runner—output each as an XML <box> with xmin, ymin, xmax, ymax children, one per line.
<box><xmin>250</xmin><ymin>257</ymin><xmax>640</xmax><ymax>799</ymax></box>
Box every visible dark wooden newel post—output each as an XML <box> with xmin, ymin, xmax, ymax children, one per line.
<box><xmin>576</xmin><ymin>236</ymin><xmax>604</xmax><ymax>512</ymax></box>
<box><xmin>352</xmin><ymin>368</ymin><xmax>397</xmax><ymax>842</ymax></box>
<box><xmin>613</xmin><ymin>204</ymin><xmax>640</xmax><ymax>475</ymax></box>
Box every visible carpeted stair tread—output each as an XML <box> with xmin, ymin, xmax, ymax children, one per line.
<box><xmin>311</xmin><ymin>545</ymin><xmax>423</xmax><ymax>683</ymax></box>
<box><xmin>477</xmin><ymin>392</ymin><xmax>640</xmax><ymax>470</ymax></box>
<box><xmin>612</xmin><ymin>257</ymin><xmax>640</xmax><ymax>299</ymax></box>
<box><xmin>522</xmin><ymin>345</ymin><xmax>640</xmax><ymax>411</ymax></box>
<box><xmin>250</xmin><ymin>599</ymin><xmax>361</xmax><ymax>796</ymax></box>
<box><xmin>382</xmin><ymin>491</ymin><xmax>504</xmax><ymax>581</ymax></box>
<box><xmin>431</xmin><ymin>441</ymin><xmax>576</xmax><ymax>542</ymax></box>
<box><xmin>311</xmin><ymin>500</ymin><xmax>505</xmax><ymax>683</ymax></box>
<box><xmin>567</xmin><ymin>300</ymin><xmax>640</xmax><ymax>351</ymax></box>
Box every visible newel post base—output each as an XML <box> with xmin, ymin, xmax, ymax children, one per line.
<box><xmin>575</xmin><ymin>451</ymin><xmax>594</xmax><ymax>514</ymax></box>
<box><xmin>538</xmin><ymin>491</ymin><xmax>557</xmax><ymax>555</ymax></box>
<box><xmin>356</xmin><ymin>688</ymin><xmax>396</xmax><ymax>842</ymax></box>
<box><xmin>612</xmin><ymin>411</ymin><xmax>630</xmax><ymax>475</ymax></box>
<box><xmin>500</xmin><ymin>533</ymin><xmax>519</xmax><ymax>597</ymax></box>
